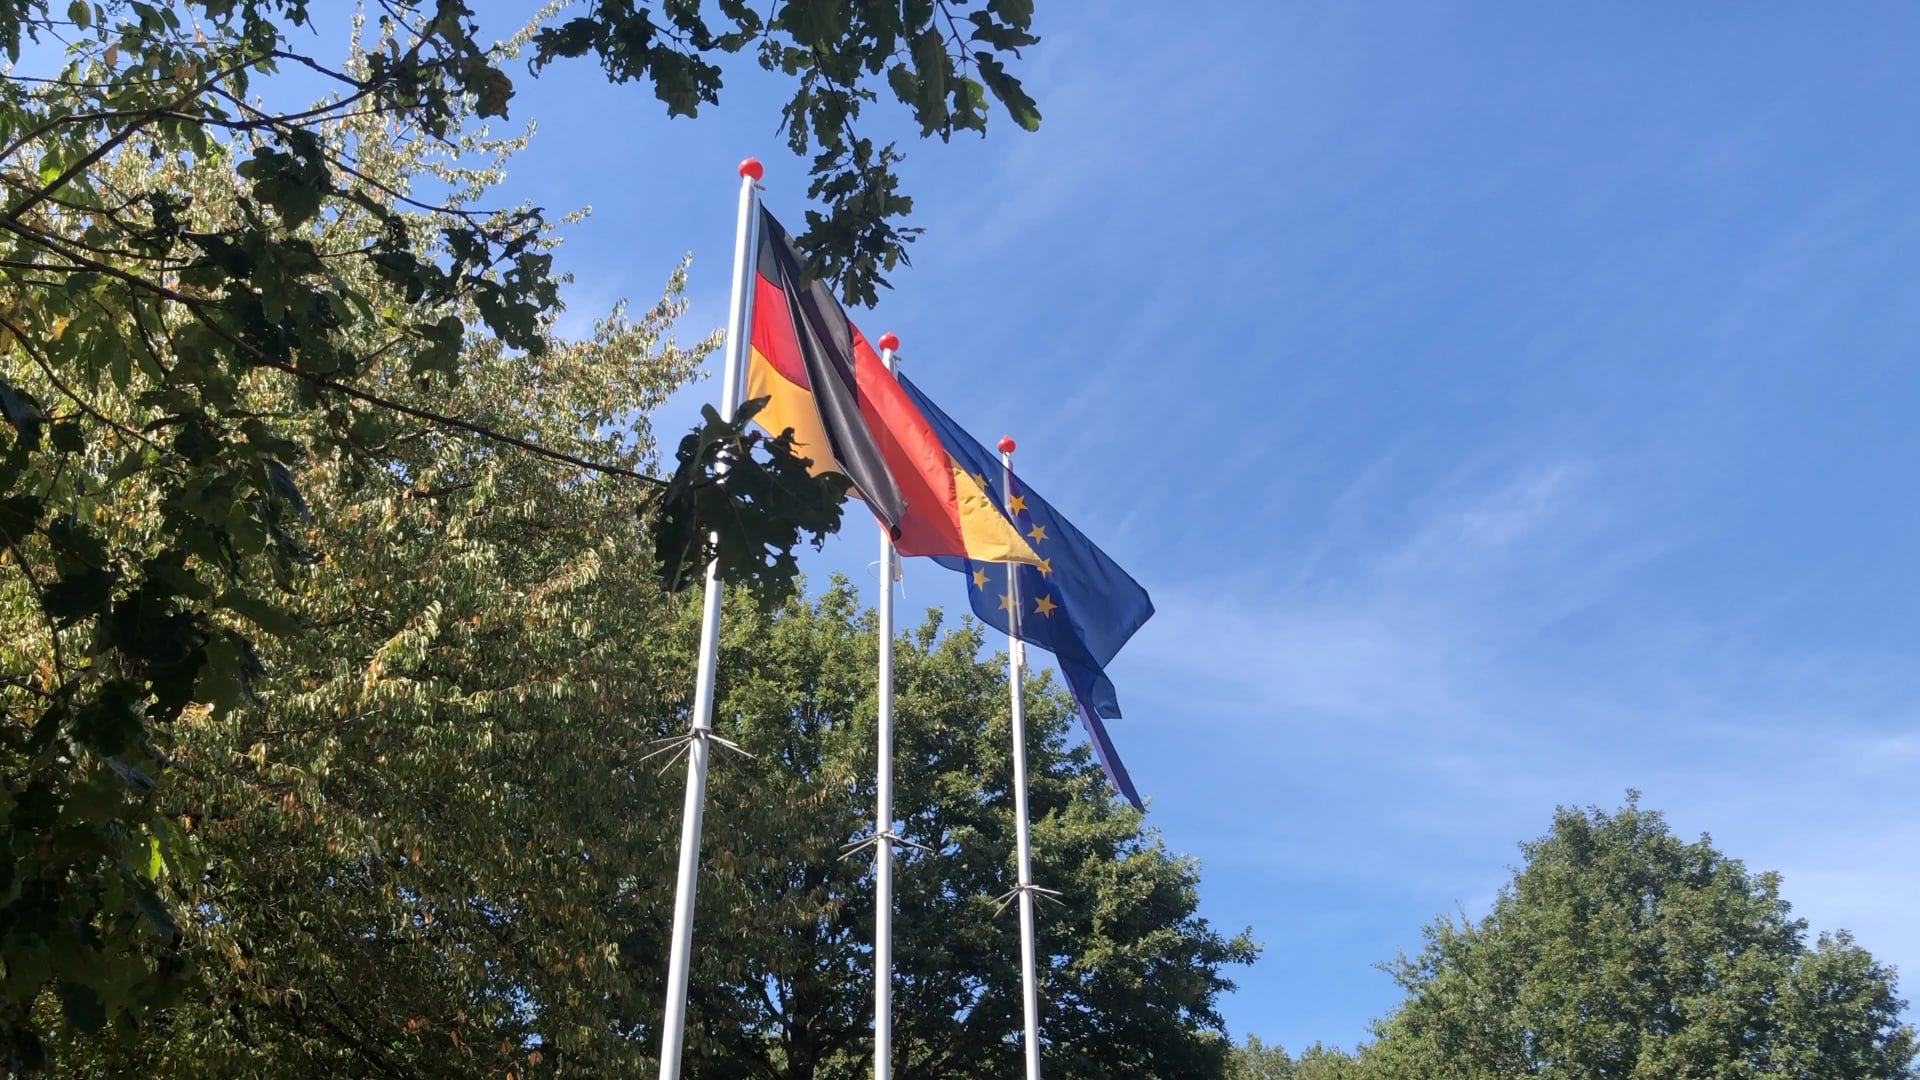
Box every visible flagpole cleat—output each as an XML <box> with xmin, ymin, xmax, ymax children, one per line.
<box><xmin>991</xmin><ymin>882</ymin><xmax>1064</xmax><ymax>915</ymax></box>
<box><xmin>638</xmin><ymin>727</ymin><xmax>755</xmax><ymax>774</ymax></box>
<box><xmin>839</xmin><ymin>829</ymin><xmax>932</xmax><ymax>861</ymax></box>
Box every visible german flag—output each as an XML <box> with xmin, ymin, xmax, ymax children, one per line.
<box><xmin>747</xmin><ymin>206</ymin><xmax>906</xmax><ymax>534</ymax></box>
<box><xmin>746</xmin><ymin>208</ymin><xmax>1038</xmax><ymax>565</ymax></box>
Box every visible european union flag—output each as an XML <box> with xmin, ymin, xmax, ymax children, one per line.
<box><xmin>896</xmin><ymin>374</ymin><xmax>1155</xmax><ymax>810</ymax></box>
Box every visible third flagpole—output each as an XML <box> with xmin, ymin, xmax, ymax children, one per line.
<box><xmin>872</xmin><ymin>332</ymin><xmax>903</xmax><ymax>1080</ymax></box>
<box><xmin>658</xmin><ymin>157</ymin><xmax>763</xmax><ymax>1080</ymax></box>
<box><xmin>999</xmin><ymin>435</ymin><xmax>1044</xmax><ymax>1080</ymax></box>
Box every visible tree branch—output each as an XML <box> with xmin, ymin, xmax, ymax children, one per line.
<box><xmin>0</xmin><ymin>215</ymin><xmax>667</xmax><ymax>487</ymax></box>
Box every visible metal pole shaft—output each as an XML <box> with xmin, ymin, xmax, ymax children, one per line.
<box><xmin>1003</xmin><ymin>447</ymin><xmax>1043</xmax><ymax>1080</ymax></box>
<box><xmin>658</xmin><ymin>164</ymin><xmax>761</xmax><ymax>1080</ymax></box>
<box><xmin>873</xmin><ymin>343</ymin><xmax>900</xmax><ymax>1080</ymax></box>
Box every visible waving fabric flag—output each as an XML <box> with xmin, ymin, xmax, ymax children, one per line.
<box><xmin>895</xmin><ymin>373</ymin><xmax>1156</xmax><ymax>810</ymax></box>
<box><xmin>744</xmin><ymin>208</ymin><xmax>1037</xmax><ymax>565</ymax></box>
<box><xmin>745</xmin><ymin>207</ymin><xmax>906</xmax><ymax>533</ymax></box>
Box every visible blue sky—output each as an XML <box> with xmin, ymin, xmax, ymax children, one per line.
<box><xmin>468</xmin><ymin>1</ymin><xmax>1920</xmax><ymax>1051</ymax></box>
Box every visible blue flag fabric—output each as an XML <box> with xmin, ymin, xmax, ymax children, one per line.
<box><xmin>895</xmin><ymin>373</ymin><xmax>1155</xmax><ymax>810</ymax></box>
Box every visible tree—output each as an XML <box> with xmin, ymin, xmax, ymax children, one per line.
<box><xmin>1363</xmin><ymin>795</ymin><xmax>1918</xmax><ymax>1079</ymax></box>
<box><xmin>1227</xmin><ymin>1034</ymin><xmax>1297</xmax><ymax>1079</ymax></box>
<box><xmin>6</xmin><ymin>19</ymin><xmax>718</xmax><ymax>1069</ymax></box>
<box><xmin>664</xmin><ymin>584</ymin><xmax>1259</xmax><ymax>1079</ymax></box>
<box><xmin>1227</xmin><ymin>1035</ymin><xmax>1364</xmax><ymax>1080</ymax></box>
<box><xmin>1291</xmin><ymin>1043</ymin><xmax>1367</xmax><ymax>1079</ymax></box>
<box><xmin>0</xmin><ymin>1</ymin><xmax>1045</xmax><ymax>1066</ymax></box>
<box><xmin>8</xmin><ymin>46</ymin><xmax>1245</xmax><ymax>1070</ymax></box>
<box><xmin>44</xmin><ymin>549</ymin><xmax>1254</xmax><ymax>1077</ymax></box>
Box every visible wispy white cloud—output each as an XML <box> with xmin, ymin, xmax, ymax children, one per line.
<box><xmin>1135</xmin><ymin>455</ymin><xmax>1622</xmax><ymax>725</ymax></box>
<box><xmin>1128</xmin><ymin>448</ymin><xmax>1920</xmax><ymax>1018</ymax></box>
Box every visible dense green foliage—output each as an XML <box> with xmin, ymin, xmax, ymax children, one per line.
<box><xmin>1226</xmin><ymin>1035</ymin><xmax>1362</xmax><ymax>1080</ymax></box>
<box><xmin>1232</xmin><ymin>797</ymin><xmax>1916</xmax><ymax>1080</ymax></box>
<box><xmin>32</xmin><ymin>413</ymin><xmax>1255</xmax><ymax>1073</ymax></box>
<box><xmin>0</xmin><ymin>10</ymin><xmax>1248</xmax><ymax>1072</ymax></box>
<box><xmin>664</xmin><ymin>587</ymin><xmax>1256</xmax><ymax>1079</ymax></box>
<box><xmin>1364</xmin><ymin>797</ymin><xmax>1916</xmax><ymax>1079</ymax></box>
<box><xmin>0</xmin><ymin>2</ymin><xmax>1048</xmax><ymax>1069</ymax></box>
<box><xmin>19</xmin><ymin>370</ymin><xmax>1258</xmax><ymax>1074</ymax></box>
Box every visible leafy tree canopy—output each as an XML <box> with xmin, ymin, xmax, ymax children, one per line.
<box><xmin>1362</xmin><ymin>795</ymin><xmax>1917</xmax><ymax>1080</ymax></box>
<box><xmin>0</xmin><ymin>1</ymin><xmax>1045</xmax><ymax>1069</ymax></box>
<box><xmin>1227</xmin><ymin>1035</ymin><xmax>1363</xmax><ymax>1080</ymax></box>
<box><xmin>1232</xmin><ymin>799</ymin><xmax>1915</xmax><ymax>1080</ymax></box>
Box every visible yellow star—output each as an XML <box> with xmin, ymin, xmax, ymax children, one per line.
<box><xmin>971</xmin><ymin>471</ymin><xmax>991</xmax><ymax>491</ymax></box>
<box><xmin>1033</xmin><ymin>594</ymin><xmax>1058</xmax><ymax>617</ymax></box>
<box><xmin>971</xmin><ymin>567</ymin><xmax>989</xmax><ymax>590</ymax></box>
<box><xmin>1036</xmin><ymin>557</ymin><xmax>1053</xmax><ymax>577</ymax></box>
<box><xmin>997</xmin><ymin>591</ymin><xmax>1017</xmax><ymax>612</ymax></box>
<box><xmin>1007</xmin><ymin>494</ymin><xmax>1028</xmax><ymax>514</ymax></box>
<box><xmin>1026</xmin><ymin>523</ymin><xmax>1048</xmax><ymax>543</ymax></box>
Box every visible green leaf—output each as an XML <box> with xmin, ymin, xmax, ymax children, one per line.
<box><xmin>966</xmin><ymin>13</ymin><xmax>1040</xmax><ymax>52</ymax></box>
<box><xmin>195</xmin><ymin>630</ymin><xmax>263</xmax><ymax>716</ymax></box>
<box><xmin>105</xmin><ymin>449</ymin><xmax>150</xmax><ymax>486</ymax></box>
<box><xmin>27</xmin><ymin>700</ymin><xmax>65</xmax><ymax>754</ymax></box>
<box><xmin>3</xmin><ymin>948</ymin><xmax>51</xmax><ymax>1002</ymax></box>
<box><xmin>217</xmin><ymin>588</ymin><xmax>304</xmax><ymax>637</ymax></box>
<box><xmin>2</xmin><ymin>1023</ymin><xmax>47</xmax><ymax>1073</ymax></box>
<box><xmin>470</xmin><ymin>63</ymin><xmax>515</xmax><ymax>118</ymax></box>
<box><xmin>242</xmin><ymin>422</ymin><xmax>301</xmax><ymax>462</ymax></box>
<box><xmin>886</xmin><ymin>62</ymin><xmax>918</xmax><ymax>107</ymax></box>
<box><xmin>910</xmin><ymin>29</ymin><xmax>950</xmax><ymax>135</ymax></box>
<box><xmin>144</xmin><ymin>551</ymin><xmax>213</xmax><ymax>600</ymax></box>
<box><xmin>975</xmin><ymin>54</ymin><xmax>1041</xmax><ymax>131</ymax></box>
<box><xmin>0</xmin><ymin>494</ymin><xmax>42</xmax><ymax>545</ymax></box>
<box><xmin>132</xmin><ymin>882</ymin><xmax>179</xmax><ymax>939</ymax></box>
<box><xmin>237</xmin><ymin>144</ymin><xmax>330</xmax><ymax>228</ymax></box>
<box><xmin>263</xmin><ymin>459</ymin><xmax>311</xmax><ymax>522</ymax></box>
<box><xmin>989</xmin><ymin>0</ymin><xmax>1035</xmax><ymax>27</ymax></box>
<box><xmin>41</xmin><ymin>566</ymin><xmax>117</xmax><ymax>624</ymax></box>
<box><xmin>71</xmin><ymin>681</ymin><xmax>142</xmax><ymax>756</ymax></box>
<box><xmin>55</xmin><ymin>981</ymin><xmax>106</xmax><ymax>1034</ymax></box>
<box><xmin>0</xmin><ymin>380</ymin><xmax>44</xmax><ymax>450</ymax></box>
<box><xmin>50</xmin><ymin>421</ymin><xmax>84</xmax><ymax>454</ymax></box>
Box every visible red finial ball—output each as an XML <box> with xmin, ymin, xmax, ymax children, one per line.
<box><xmin>739</xmin><ymin>157</ymin><xmax>764</xmax><ymax>180</ymax></box>
<box><xmin>997</xmin><ymin>435</ymin><xmax>1017</xmax><ymax>454</ymax></box>
<box><xmin>877</xmin><ymin>332</ymin><xmax>900</xmax><ymax>352</ymax></box>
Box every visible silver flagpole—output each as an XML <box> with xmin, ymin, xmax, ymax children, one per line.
<box><xmin>873</xmin><ymin>332</ymin><xmax>902</xmax><ymax>1080</ymax></box>
<box><xmin>657</xmin><ymin>157</ymin><xmax>764</xmax><ymax>1080</ymax></box>
<box><xmin>999</xmin><ymin>435</ymin><xmax>1044</xmax><ymax>1080</ymax></box>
